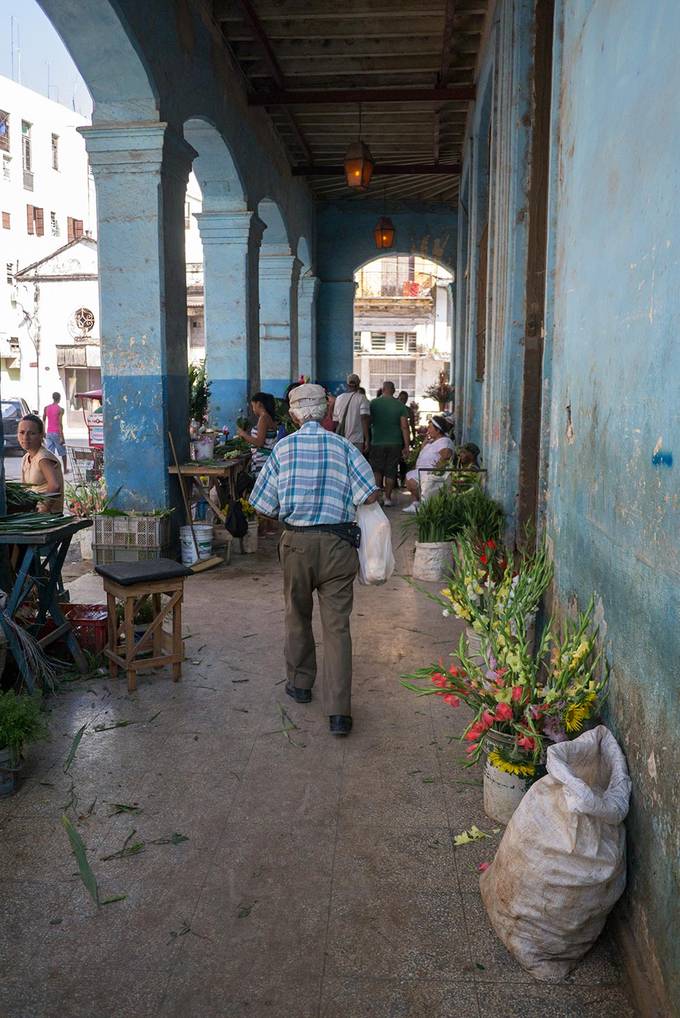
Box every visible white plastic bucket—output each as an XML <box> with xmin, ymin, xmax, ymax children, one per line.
<box><xmin>412</xmin><ymin>541</ymin><xmax>451</xmax><ymax>581</ymax></box>
<box><xmin>191</xmin><ymin>435</ymin><xmax>215</xmax><ymax>461</ymax></box>
<box><xmin>180</xmin><ymin>524</ymin><xmax>213</xmax><ymax>566</ymax></box>
<box><xmin>241</xmin><ymin>520</ymin><xmax>258</xmax><ymax>555</ymax></box>
<box><xmin>483</xmin><ymin>758</ymin><xmax>531</xmax><ymax>825</ymax></box>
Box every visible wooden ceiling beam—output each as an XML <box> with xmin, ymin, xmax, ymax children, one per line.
<box><xmin>232</xmin><ymin>0</ymin><xmax>313</xmax><ymax>164</ymax></box>
<box><xmin>292</xmin><ymin>163</ymin><xmax>461</xmax><ymax>176</ymax></box>
<box><xmin>249</xmin><ymin>86</ymin><xmax>475</xmax><ymax>106</ymax></box>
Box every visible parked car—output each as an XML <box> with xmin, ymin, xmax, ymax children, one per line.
<box><xmin>2</xmin><ymin>398</ymin><xmax>31</xmax><ymax>455</ymax></box>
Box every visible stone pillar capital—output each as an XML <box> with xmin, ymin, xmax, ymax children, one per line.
<box><xmin>194</xmin><ymin>210</ymin><xmax>265</xmax><ymax>248</ymax></box>
<box><xmin>79</xmin><ymin>121</ymin><xmax>196</xmax><ymax>185</ymax></box>
<box><xmin>299</xmin><ymin>273</ymin><xmax>319</xmax><ymax>299</ymax></box>
<box><xmin>259</xmin><ymin>251</ymin><xmax>303</xmax><ymax>283</ymax></box>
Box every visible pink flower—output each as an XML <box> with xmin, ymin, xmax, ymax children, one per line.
<box><xmin>464</xmin><ymin>722</ymin><xmax>485</xmax><ymax>741</ymax></box>
<box><xmin>431</xmin><ymin>673</ymin><xmax>447</xmax><ymax>688</ymax></box>
<box><xmin>443</xmin><ymin>694</ymin><xmax>460</xmax><ymax>708</ymax></box>
<box><xmin>517</xmin><ymin>734</ymin><xmax>536</xmax><ymax>752</ymax></box>
<box><xmin>481</xmin><ymin>710</ymin><xmax>496</xmax><ymax>729</ymax></box>
<box><xmin>478</xmin><ymin>862</ymin><xmax>490</xmax><ymax>872</ymax></box>
<box><xmin>494</xmin><ymin>702</ymin><xmax>513</xmax><ymax>722</ymax></box>
<box><xmin>466</xmin><ymin>742</ymin><xmax>479</xmax><ymax>755</ymax></box>
<box><xmin>511</xmin><ymin>686</ymin><xmax>524</xmax><ymax>702</ymax></box>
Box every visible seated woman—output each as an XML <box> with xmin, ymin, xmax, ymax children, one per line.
<box><xmin>18</xmin><ymin>414</ymin><xmax>64</xmax><ymax>513</ymax></box>
<box><xmin>402</xmin><ymin>415</ymin><xmax>455</xmax><ymax>513</ymax></box>
<box><xmin>455</xmin><ymin>442</ymin><xmax>481</xmax><ymax>471</ymax></box>
<box><xmin>237</xmin><ymin>392</ymin><xmax>279</xmax><ymax>534</ymax></box>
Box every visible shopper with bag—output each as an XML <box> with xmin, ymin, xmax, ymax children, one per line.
<box><xmin>249</xmin><ymin>384</ymin><xmax>380</xmax><ymax>736</ymax></box>
<box><xmin>333</xmin><ymin>373</ymin><xmax>371</xmax><ymax>453</ymax></box>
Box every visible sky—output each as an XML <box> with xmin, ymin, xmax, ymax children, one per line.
<box><xmin>0</xmin><ymin>1</ymin><xmax>92</xmax><ymax>116</ymax></box>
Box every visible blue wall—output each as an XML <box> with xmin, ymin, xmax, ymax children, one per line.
<box><xmin>316</xmin><ymin>201</ymin><xmax>457</xmax><ymax>392</ymax></box>
<box><xmin>545</xmin><ymin>1</ymin><xmax>680</xmax><ymax>1007</ymax></box>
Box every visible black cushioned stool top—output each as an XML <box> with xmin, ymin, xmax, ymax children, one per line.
<box><xmin>95</xmin><ymin>558</ymin><xmax>192</xmax><ymax>586</ymax></box>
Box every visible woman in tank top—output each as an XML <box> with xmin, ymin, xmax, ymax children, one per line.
<box><xmin>18</xmin><ymin>414</ymin><xmax>64</xmax><ymax>513</ymax></box>
<box><xmin>237</xmin><ymin>392</ymin><xmax>279</xmax><ymax>475</ymax></box>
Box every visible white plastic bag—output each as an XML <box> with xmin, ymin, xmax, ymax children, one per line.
<box><xmin>480</xmin><ymin>725</ymin><xmax>632</xmax><ymax>981</ymax></box>
<box><xmin>356</xmin><ymin>502</ymin><xmax>395</xmax><ymax>585</ymax></box>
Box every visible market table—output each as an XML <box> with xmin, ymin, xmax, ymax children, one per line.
<box><xmin>168</xmin><ymin>456</ymin><xmax>251</xmax><ymax>523</ymax></box>
<box><xmin>0</xmin><ymin>517</ymin><xmax>92</xmax><ymax>690</ymax></box>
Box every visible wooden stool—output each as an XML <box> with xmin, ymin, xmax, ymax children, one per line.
<box><xmin>95</xmin><ymin>559</ymin><xmax>191</xmax><ymax>693</ymax></box>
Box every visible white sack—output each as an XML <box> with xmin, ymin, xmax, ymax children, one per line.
<box><xmin>356</xmin><ymin>502</ymin><xmax>395</xmax><ymax>585</ymax></box>
<box><xmin>480</xmin><ymin>725</ymin><xmax>632</xmax><ymax>981</ymax></box>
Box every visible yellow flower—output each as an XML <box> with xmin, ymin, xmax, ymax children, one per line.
<box><xmin>487</xmin><ymin>751</ymin><xmax>536</xmax><ymax>778</ymax></box>
<box><xmin>440</xmin><ymin>589</ymin><xmax>455</xmax><ymax>602</ymax></box>
<box><xmin>570</xmin><ymin>640</ymin><xmax>590</xmax><ymax>668</ymax></box>
<box><xmin>565</xmin><ymin>702</ymin><xmax>592</xmax><ymax>732</ymax></box>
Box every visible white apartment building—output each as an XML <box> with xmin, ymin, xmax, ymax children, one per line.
<box><xmin>0</xmin><ymin>75</ymin><xmax>96</xmax><ymax>431</ymax></box>
<box><xmin>353</xmin><ymin>255</ymin><xmax>454</xmax><ymax>415</ymax></box>
<box><xmin>0</xmin><ymin>76</ymin><xmax>206</xmax><ymax>436</ymax></box>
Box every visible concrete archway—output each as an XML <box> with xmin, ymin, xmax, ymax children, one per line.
<box><xmin>258</xmin><ymin>199</ymin><xmax>298</xmax><ymax>395</ymax></box>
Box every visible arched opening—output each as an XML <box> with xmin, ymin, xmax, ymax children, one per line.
<box><xmin>353</xmin><ymin>254</ymin><xmax>454</xmax><ymax>425</ymax></box>
<box><xmin>258</xmin><ymin>199</ymin><xmax>297</xmax><ymax>395</ymax></box>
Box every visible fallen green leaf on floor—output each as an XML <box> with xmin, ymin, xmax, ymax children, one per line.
<box><xmin>147</xmin><ymin>711</ymin><xmax>162</xmax><ymax>723</ymax></box>
<box><xmin>149</xmin><ymin>832</ymin><xmax>189</xmax><ymax>846</ymax></box>
<box><xmin>231</xmin><ymin>679</ymin><xmax>249</xmax><ymax>684</ymax></box>
<box><xmin>78</xmin><ymin>798</ymin><xmax>97</xmax><ymax>820</ymax></box>
<box><xmin>475</xmin><ymin>962</ymin><xmax>486</xmax><ymax>971</ymax></box>
<box><xmin>93</xmin><ymin>720</ymin><xmax>134</xmax><ymax>732</ymax></box>
<box><xmin>407</xmin><ymin>769</ymin><xmax>422</xmax><ymax>775</ymax></box>
<box><xmin>422</xmin><ymin>777</ymin><xmax>436</xmax><ymax>784</ymax></box>
<box><xmin>453</xmin><ymin>825</ymin><xmax>492</xmax><ymax>847</ymax></box>
<box><xmin>63</xmin><ymin>724</ymin><xmax>87</xmax><ymax>773</ymax></box>
<box><xmin>107</xmin><ymin>802</ymin><xmax>141</xmax><ymax>817</ymax></box>
<box><xmin>275</xmin><ymin>704</ymin><xmax>306</xmax><ymax>748</ymax></box>
<box><xmin>62</xmin><ymin>779</ymin><xmax>79</xmax><ymax>814</ymax></box>
<box><xmin>39</xmin><ymin>781</ymin><xmax>55</xmax><ymax>788</ymax></box>
<box><xmin>237</xmin><ymin>901</ymin><xmax>258</xmax><ymax>919</ymax></box>
<box><xmin>61</xmin><ymin>814</ymin><xmax>100</xmax><ymax>905</ymax></box>
<box><xmin>233</xmin><ymin>708</ymin><xmax>249</xmax><ymax>713</ymax></box>
<box><xmin>101</xmin><ymin>894</ymin><xmax>128</xmax><ymax>906</ymax></box>
<box><xmin>167</xmin><ymin>917</ymin><xmax>211</xmax><ymax>944</ymax></box>
<box><xmin>100</xmin><ymin>829</ymin><xmax>145</xmax><ymax>862</ymax></box>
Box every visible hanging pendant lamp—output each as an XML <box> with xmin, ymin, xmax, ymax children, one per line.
<box><xmin>374</xmin><ymin>216</ymin><xmax>395</xmax><ymax>249</ymax></box>
<box><xmin>344</xmin><ymin>104</ymin><xmax>374</xmax><ymax>190</ymax></box>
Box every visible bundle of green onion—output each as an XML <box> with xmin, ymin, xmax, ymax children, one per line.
<box><xmin>5</xmin><ymin>482</ymin><xmax>44</xmax><ymax>514</ymax></box>
<box><xmin>0</xmin><ymin>512</ymin><xmax>70</xmax><ymax>533</ymax></box>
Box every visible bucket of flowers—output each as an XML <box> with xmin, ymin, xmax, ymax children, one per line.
<box><xmin>240</xmin><ymin>498</ymin><xmax>259</xmax><ymax>554</ymax></box>
<box><xmin>402</xmin><ymin>598</ymin><xmax>609</xmax><ymax>824</ymax></box>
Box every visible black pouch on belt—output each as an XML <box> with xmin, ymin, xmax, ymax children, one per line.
<box><xmin>283</xmin><ymin>522</ymin><xmax>361</xmax><ymax>548</ymax></box>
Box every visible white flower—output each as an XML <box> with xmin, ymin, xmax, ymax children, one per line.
<box><xmin>442</xmin><ymin>609</ymin><xmax>450</xmax><ymax>617</ymax></box>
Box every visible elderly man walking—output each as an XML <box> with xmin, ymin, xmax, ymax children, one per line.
<box><xmin>249</xmin><ymin>384</ymin><xmax>380</xmax><ymax>736</ymax></box>
<box><xmin>333</xmin><ymin>372</ymin><xmax>370</xmax><ymax>453</ymax></box>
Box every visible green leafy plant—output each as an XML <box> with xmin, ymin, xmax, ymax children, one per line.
<box><xmin>189</xmin><ymin>360</ymin><xmax>211</xmax><ymax>424</ymax></box>
<box><xmin>403</xmin><ymin>487</ymin><xmax>468</xmax><ymax>543</ymax></box>
<box><xmin>0</xmin><ymin>691</ymin><xmax>48</xmax><ymax>765</ymax></box>
<box><xmin>456</xmin><ymin>485</ymin><xmax>505</xmax><ymax>544</ymax></box>
<box><xmin>424</xmin><ymin>370</ymin><xmax>455</xmax><ymax>409</ymax></box>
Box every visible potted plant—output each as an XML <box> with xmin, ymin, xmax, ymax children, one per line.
<box><xmin>189</xmin><ymin>360</ymin><xmax>215</xmax><ymax>460</ymax></box>
<box><xmin>0</xmin><ymin>691</ymin><xmax>48</xmax><ymax>796</ymax></box>
<box><xmin>402</xmin><ymin>599</ymin><xmax>608</xmax><ymax>823</ymax></box>
<box><xmin>64</xmin><ymin>480</ymin><xmax>109</xmax><ymax>560</ymax></box>
<box><xmin>424</xmin><ymin>370</ymin><xmax>455</xmax><ymax>411</ymax></box>
<box><xmin>404</xmin><ymin>487</ymin><xmax>466</xmax><ymax>581</ymax></box>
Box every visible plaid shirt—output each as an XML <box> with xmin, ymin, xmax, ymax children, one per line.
<box><xmin>249</xmin><ymin>421</ymin><xmax>378</xmax><ymax>525</ymax></box>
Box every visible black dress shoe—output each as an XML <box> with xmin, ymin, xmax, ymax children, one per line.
<box><xmin>285</xmin><ymin>682</ymin><xmax>312</xmax><ymax>704</ymax></box>
<box><xmin>329</xmin><ymin>715</ymin><xmax>352</xmax><ymax>736</ymax></box>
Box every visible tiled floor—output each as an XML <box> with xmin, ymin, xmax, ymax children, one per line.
<box><xmin>0</xmin><ymin>513</ymin><xmax>638</xmax><ymax>1017</ymax></box>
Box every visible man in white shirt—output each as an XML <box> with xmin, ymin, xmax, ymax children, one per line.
<box><xmin>333</xmin><ymin>373</ymin><xmax>371</xmax><ymax>454</ymax></box>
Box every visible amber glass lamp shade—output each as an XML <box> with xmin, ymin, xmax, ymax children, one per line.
<box><xmin>374</xmin><ymin>216</ymin><xmax>395</xmax><ymax>249</ymax></box>
<box><xmin>344</xmin><ymin>140</ymin><xmax>375</xmax><ymax>190</ymax></box>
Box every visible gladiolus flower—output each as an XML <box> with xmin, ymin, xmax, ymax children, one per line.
<box><xmin>480</xmin><ymin>554</ymin><xmax>488</xmax><ymax>565</ymax></box>
<box><xmin>494</xmin><ymin>702</ymin><xmax>513</xmax><ymax>721</ymax></box>
<box><xmin>486</xmin><ymin>540</ymin><xmax>496</xmax><ymax>550</ymax></box>
<box><xmin>478</xmin><ymin>862</ymin><xmax>490</xmax><ymax>872</ymax></box>
<box><xmin>511</xmin><ymin>686</ymin><xmax>524</xmax><ymax>702</ymax></box>
<box><xmin>431</xmin><ymin>672</ymin><xmax>447</xmax><ymax>687</ymax></box>
<box><xmin>449</xmin><ymin>665</ymin><xmax>460</xmax><ymax>677</ymax></box>
<box><xmin>517</xmin><ymin>735</ymin><xmax>536</xmax><ymax>752</ymax></box>
<box><xmin>443</xmin><ymin>694</ymin><xmax>460</xmax><ymax>708</ymax></box>
<box><xmin>466</xmin><ymin>743</ymin><xmax>479</xmax><ymax>754</ymax></box>
<box><xmin>481</xmin><ymin>710</ymin><xmax>496</xmax><ymax>729</ymax></box>
<box><xmin>464</xmin><ymin>722</ymin><xmax>485</xmax><ymax>741</ymax></box>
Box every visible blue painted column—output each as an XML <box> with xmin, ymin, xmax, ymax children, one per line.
<box><xmin>194</xmin><ymin>210</ymin><xmax>264</xmax><ymax>431</ymax></box>
<box><xmin>80</xmin><ymin>122</ymin><xmax>194</xmax><ymax>510</ymax></box>
<box><xmin>297</xmin><ymin>273</ymin><xmax>318</xmax><ymax>380</ymax></box>
<box><xmin>259</xmin><ymin>249</ymin><xmax>301</xmax><ymax>395</ymax></box>
<box><xmin>316</xmin><ymin>279</ymin><xmax>355</xmax><ymax>394</ymax></box>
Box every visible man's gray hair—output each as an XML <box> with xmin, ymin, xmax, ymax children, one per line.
<box><xmin>290</xmin><ymin>400</ymin><xmax>327</xmax><ymax>424</ymax></box>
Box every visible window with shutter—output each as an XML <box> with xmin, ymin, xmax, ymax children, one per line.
<box><xmin>26</xmin><ymin>205</ymin><xmax>34</xmax><ymax>234</ymax></box>
<box><xmin>1</xmin><ymin>211</ymin><xmax>9</xmax><ymax>230</ymax></box>
<box><xmin>67</xmin><ymin>217</ymin><xmax>74</xmax><ymax>243</ymax></box>
<box><xmin>34</xmin><ymin>207</ymin><xmax>44</xmax><ymax>236</ymax></box>
<box><xmin>74</xmin><ymin>219</ymin><xmax>84</xmax><ymax>239</ymax></box>
<box><xmin>0</xmin><ymin>112</ymin><xmax>9</xmax><ymax>153</ymax></box>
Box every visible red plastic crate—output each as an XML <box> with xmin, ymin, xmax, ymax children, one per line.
<box><xmin>41</xmin><ymin>604</ymin><xmax>109</xmax><ymax>655</ymax></box>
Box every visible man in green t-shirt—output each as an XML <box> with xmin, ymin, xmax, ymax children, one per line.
<box><xmin>368</xmin><ymin>380</ymin><xmax>410</xmax><ymax>506</ymax></box>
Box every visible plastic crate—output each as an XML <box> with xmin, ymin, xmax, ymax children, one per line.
<box><xmin>93</xmin><ymin>514</ymin><xmax>170</xmax><ymax>549</ymax></box>
<box><xmin>92</xmin><ymin>544</ymin><xmax>170</xmax><ymax>566</ymax></box>
<box><xmin>39</xmin><ymin>604</ymin><xmax>108</xmax><ymax>654</ymax></box>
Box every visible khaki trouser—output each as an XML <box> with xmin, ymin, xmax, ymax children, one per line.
<box><xmin>279</xmin><ymin>529</ymin><xmax>358</xmax><ymax>717</ymax></box>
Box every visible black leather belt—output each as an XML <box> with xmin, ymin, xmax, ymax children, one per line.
<box><xmin>283</xmin><ymin>521</ymin><xmax>361</xmax><ymax>548</ymax></box>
